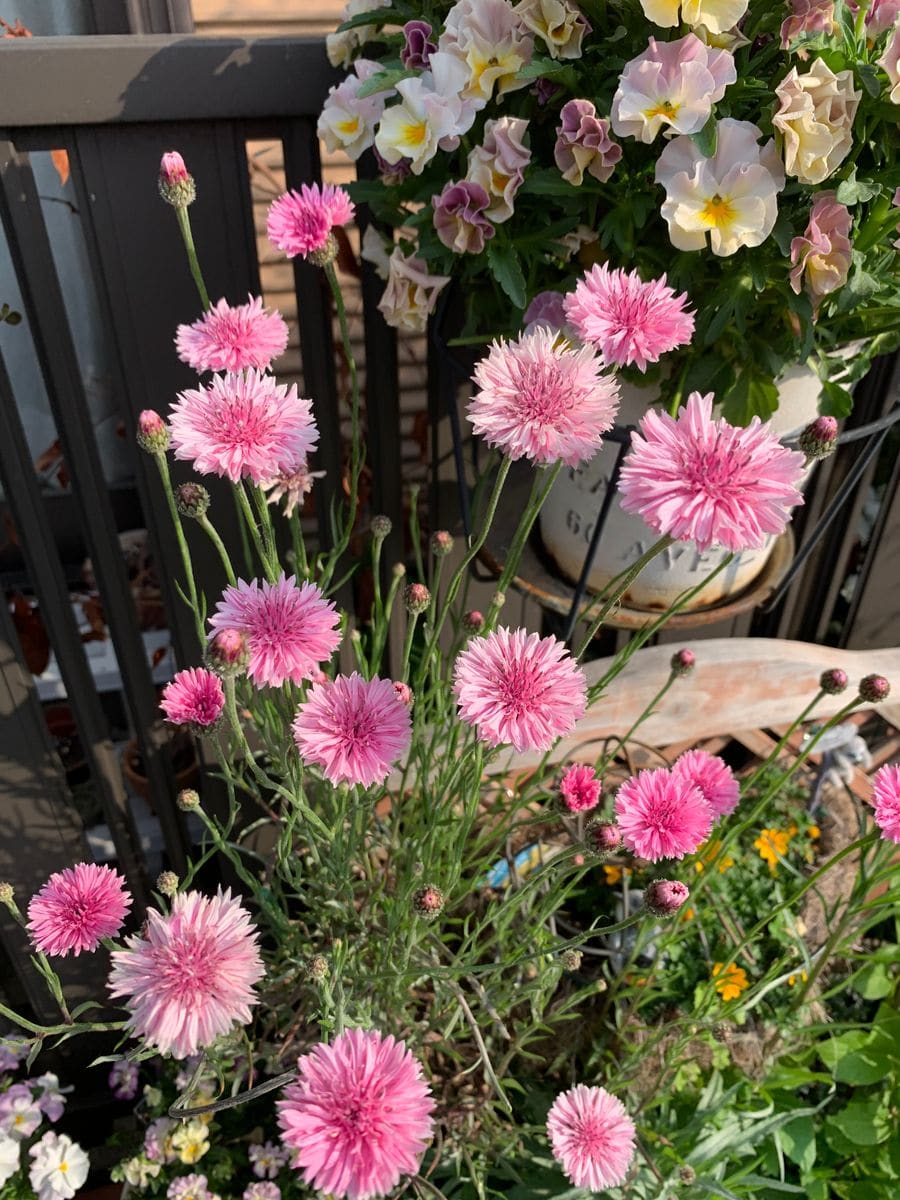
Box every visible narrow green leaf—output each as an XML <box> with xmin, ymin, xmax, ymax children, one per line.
<box><xmin>486</xmin><ymin>241</ymin><xmax>527</xmax><ymax>310</ymax></box>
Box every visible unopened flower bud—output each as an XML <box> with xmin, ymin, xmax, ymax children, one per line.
<box><xmin>392</xmin><ymin>681</ymin><xmax>414</xmax><ymax>707</ymax></box>
<box><xmin>175</xmin><ymin>482</ymin><xmax>210</xmax><ymax>519</ymax></box>
<box><xmin>307</xmin><ymin>232</ymin><xmax>338</xmax><ymax>268</ymax></box>
<box><xmin>177</xmin><ymin>788</ymin><xmax>200</xmax><ymax>811</ymax></box>
<box><xmin>207</xmin><ymin>628</ymin><xmax>249</xmax><ymax>675</ymax></box>
<box><xmin>158</xmin><ymin>151</ymin><xmax>196</xmax><ymax>207</ymax></box>
<box><xmin>585</xmin><ymin>821</ymin><xmax>622</xmax><ymax>857</ymax></box>
<box><xmin>370</xmin><ymin>514</ymin><xmax>392</xmax><ymax>539</ymax></box>
<box><xmin>561</xmin><ymin>948</ymin><xmax>583</xmax><ymax>972</ymax></box>
<box><xmin>463</xmin><ymin>610</ymin><xmax>484</xmax><ymax>633</ymax></box>
<box><xmin>373</xmin><ymin>147</ymin><xmax>412</xmax><ymax>187</ymax></box>
<box><xmin>136</xmin><ymin>409</ymin><xmax>169</xmax><ymax>454</ymax></box>
<box><xmin>412</xmin><ymin>884</ymin><xmax>445</xmax><ymax>920</ymax></box>
<box><xmin>679</xmin><ymin>1166</ymin><xmax>696</xmax><ymax>1185</ymax></box>
<box><xmin>0</xmin><ymin>882</ymin><xmax>14</xmax><ymax>906</ymax></box>
<box><xmin>392</xmin><ymin>562</ymin><xmax>407</xmax><ymax>578</ymax></box>
<box><xmin>644</xmin><ymin>879</ymin><xmax>690</xmax><ymax>918</ymax></box>
<box><xmin>404</xmin><ymin>583</ymin><xmax>430</xmax><ymax>614</ymax></box>
<box><xmin>798</xmin><ymin>415</ymin><xmax>839</xmax><ymax>462</ymax></box>
<box><xmin>671</xmin><ymin>648</ymin><xmax>695</xmax><ymax>677</ymax></box>
<box><xmin>431</xmin><ymin>530</ymin><xmax>454</xmax><ymax>558</ymax></box>
<box><xmin>859</xmin><ymin>674</ymin><xmax>891</xmax><ymax>703</ymax></box>
<box><xmin>819</xmin><ymin>667</ymin><xmax>848</xmax><ymax>695</ymax></box>
<box><xmin>492</xmin><ymin>590</ymin><xmax>506</xmax><ymax>610</ymax></box>
<box><xmin>156</xmin><ymin>871</ymin><xmax>178</xmax><ymax>897</ymax></box>
<box><xmin>306</xmin><ymin>955</ymin><xmax>329</xmax><ymax>983</ymax></box>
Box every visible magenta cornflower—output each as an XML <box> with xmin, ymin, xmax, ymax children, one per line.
<box><xmin>615</xmin><ymin>768</ymin><xmax>712</xmax><ymax>862</ymax></box>
<box><xmin>267</xmin><ymin>183</ymin><xmax>355</xmax><ymax>260</ymax></box>
<box><xmin>209</xmin><ymin>575</ymin><xmax>341</xmax><ymax>689</ymax></box>
<box><xmin>546</xmin><ymin>1084</ymin><xmax>636</xmax><ymax>1192</ymax></box>
<box><xmin>169</xmin><ymin>369</ymin><xmax>317</xmax><ymax>485</ymax></box>
<box><xmin>564</xmin><ymin>264</ymin><xmax>694</xmax><ymax>372</ymax></box>
<box><xmin>277</xmin><ymin>1027</ymin><xmax>435</xmax><ymax>1200</ymax></box>
<box><xmin>160</xmin><ymin>667</ymin><xmax>225</xmax><ymax>729</ymax></box>
<box><xmin>27</xmin><ymin>863</ymin><xmax>131</xmax><ymax>957</ymax></box>
<box><xmin>453</xmin><ymin>627</ymin><xmax>587</xmax><ymax>753</ymax></box>
<box><xmin>671</xmin><ymin>750</ymin><xmax>740</xmax><ymax>820</ymax></box>
<box><xmin>108</xmin><ymin>888</ymin><xmax>264</xmax><ymax>1059</ymax></box>
<box><xmin>468</xmin><ymin>328</ymin><xmax>619</xmax><ymax>467</ymax></box>
<box><xmin>559</xmin><ymin>763</ymin><xmax>602</xmax><ymax>814</ymax></box>
<box><xmin>292</xmin><ymin>674</ymin><xmax>412</xmax><ymax>787</ymax></box>
<box><xmin>618</xmin><ymin>391</ymin><xmax>806</xmax><ymax>552</ymax></box>
<box><xmin>175</xmin><ymin>296</ymin><xmax>289</xmax><ymax>374</ymax></box>
<box><xmin>872</xmin><ymin>763</ymin><xmax>900</xmax><ymax>844</ymax></box>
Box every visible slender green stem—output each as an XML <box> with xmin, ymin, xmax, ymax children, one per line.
<box><xmin>236</xmin><ymin>482</ymin><xmax>277</xmax><ymax>578</ymax></box>
<box><xmin>154</xmin><ymin>454</ymin><xmax>205</xmax><ymax>645</ymax></box>
<box><xmin>324</xmin><ymin>262</ymin><xmax>363</xmax><ymax>566</ymax></box>
<box><xmin>485</xmin><ymin>461</ymin><xmax>562</xmax><ymax>628</ymax></box>
<box><xmin>575</xmin><ymin>536</ymin><xmax>676</xmax><ymax>656</ymax></box>
<box><xmin>0</xmin><ymin>1001</ymin><xmax>123</xmax><ymax>1038</ymax></box>
<box><xmin>600</xmin><ymin>670</ymin><xmax>680</xmax><ymax>768</ymax></box>
<box><xmin>198</xmin><ymin>514</ymin><xmax>237</xmax><ymax>587</ymax></box>
<box><xmin>175</xmin><ymin>205</ymin><xmax>210</xmax><ymax>310</ymax></box>
<box><xmin>401</xmin><ymin>610</ymin><xmax>421</xmax><ymax>681</ymax></box>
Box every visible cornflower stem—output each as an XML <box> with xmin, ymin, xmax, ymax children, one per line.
<box><xmin>153</xmin><ymin>453</ymin><xmax>205</xmax><ymax>645</ymax></box>
<box><xmin>574</xmin><ymin>536</ymin><xmax>675</xmax><ymax>657</ymax></box>
<box><xmin>370</xmin><ymin>568</ymin><xmax>406</xmax><ymax>673</ymax></box>
<box><xmin>174</xmin><ymin>205</ymin><xmax>210</xmax><ymax>311</ymax></box>
<box><xmin>33</xmin><ymin>952</ymin><xmax>73</xmax><ymax>1023</ymax></box>
<box><xmin>250</xmin><ymin>483</ymin><xmax>280</xmax><ymax>577</ymax></box>
<box><xmin>741</xmin><ymin>688</ymin><xmax>827</xmax><ymax>791</ymax></box>
<box><xmin>198</xmin><ymin>514</ymin><xmax>237</xmax><ymax>587</ymax></box>
<box><xmin>485</xmin><ymin>461</ymin><xmax>563</xmax><ymax>629</ymax></box>
<box><xmin>401</xmin><ymin>610</ymin><xmax>421</xmax><ymax>680</ymax></box>
<box><xmin>235</xmin><ymin>481</ymin><xmax>276</xmax><ymax>579</ymax></box>
<box><xmin>599</xmin><ymin>669</ymin><xmax>680</xmax><ymax>770</ymax></box>
<box><xmin>409</xmin><ymin>484</ymin><xmax>425</xmax><ymax>583</ymax></box>
<box><xmin>371</xmin><ymin>534</ymin><xmax>386</xmax><ymax>627</ymax></box>
<box><xmin>325</xmin><ymin>261</ymin><xmax>362</xmax><ymax>556</ymax></box>
<box><xmin>0</xmin><ymin>1002</ymin><xmax>124</xmax><ymax>1038</ymax></box>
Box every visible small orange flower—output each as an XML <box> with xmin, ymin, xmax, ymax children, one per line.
<box><xmin>681</xmin><ymin>905</ymin><xmax>695</xmax><ymax>922</ymax></box>
<box><xmin>712</xmin><ymin>961</ymin><xmax>750</xmax><ymax>1001</ymax></box>
<box><xmin>603</xmin><ymin>865</ymin><xmax>623</xmax><ymax>885</ymax></box>
<box><xmin>694</xmin><ymin>839</ymin><xmax>734</xmax><ymax>874</ymax></box>
<box><xmin>754</xmin><ymin>827</ymin><xmax>793</xmax><ymax>872</ymax></box>
<box><xmin>808</xmin><ymin>825</ymin><xmax>820</xmax><ymax>840</ymax></box>
<box><xmin>787</xmin><ymin>969</ymin><xmax>809</xmax><ymax>987</ymax></box>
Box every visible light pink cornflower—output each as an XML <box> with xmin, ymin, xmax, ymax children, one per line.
<box><xmin>671</xmin><ymin>749</ymin><xmax>740</xmax><ymax>819</ymax></box>
<box><xmin>546</xmin><ymin>1084</ymin><xmax>636</xmax><ymax>1191</ymax></box>
<box><xmin>468</xmin><ymin>328</ymin><xmax>619</xmax><ymax>467</ymax></box>
<box><xmin>108</xmin><ymin>888</ymin><xmax>264</xmax><ymax>1059</ymax></box>
<box><xmin>175</xmin><ymin>297</ymin><xmax>289</xmax><ymax>374</ymax></box>
<box><xmin>244</xmin><ymin>1185</ymin><xmax>281</xmax><ymax>1200</ymax></box>
<box><xmin>292</xmin><ymin>674</ymin><xmax>412</xmax><ymax>787</ymax></box>
<box><xmin>618</xmin><ymin>391</ymin><xmax>806</xmax><ymax>552</ymax></box>
<box><xmin>261</xmin><ymin>461</ymin><xmax>324</xmax><ymax>518</ymax></box>
<box><xmin>169</xmin><ymin>370</ymin><xmax>317</xmax><ymax>485</ymax></box>
<box><xmin>108</xmin><ymin>1060</ymin><xmax>140</xmax><ymax>1101</ymax></box>
<box><xmin>277</xmin><ymin>1027</ymin><xmax>434</xmax><ymax>1200</ymax></box>
<box><xmin>248</xmin><ymin>1142</ymin><xmax>287</xmax><ymax>1180</ymax></box>
<box><xmin>209</xmin><ymin>575</ymin><xmax>341</xmax><ymax>689</ymax></box>
<box><xmin>160</xmin><ymin>667</ymin><xmax>225</xmax><ymax>729</ymax></box>
<box><xmin>615</xmin><ymin>768</ymin><xmax>712</xmax><ymax>861</ymax></box>
<box><xmin>559</xmin><ymin>763</ymin><xmax>602</xmax><ymax>813</ymax></box>
<box><xmin>872</xmin><ymin>763</ymin><xmax>900</xmax><ymax>843</ymax></box>
<box><xmin>27</xmin><ymin>863</ymin><xmax>131</xmax><ymax>958</ymax></box>
<box><xmin>564</xmin><ymin>264</ymin><xmax>694</xmax><ymax>372</ymax></box>
<box><xmin>267</xmin><ymin>183</ymin><xmax>355</xmax><ymax>260</ymax></box>
<box><xmin>453</xmin><ymin>628</ymin><xmax>587</xmax><ymax>753</ymax></box>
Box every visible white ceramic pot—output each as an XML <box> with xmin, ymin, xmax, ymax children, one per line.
<box><xmin>538</xmin><ymin>366</ymin><xmax>823</xmax><ymax>612</ymax></box>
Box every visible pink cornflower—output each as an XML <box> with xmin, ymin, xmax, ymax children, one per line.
<box><xmin>468</xmin><ymin>328</ymin><xmax>620</xmax><ymax>467</ymax></box>
<box><xmin>453</xmin><ymin>627</ymin><xmax>587</xmax><ymax>753</ymax></box>
<box><xmin>267</xmin><ymin>183</ymin><xmax>355</xmax><ymax>260</ymax></box>
<box><xmin>261</xmin><ymin>461</ymin><xmax>324</xmax><ymax>518</ymax></box>
<box><xmin>618</xmin><ymin>391</ymin><xmax>806</xmax><ymax>552</ymax></box>
<box><xmin>546</xmin><ymin>1084</ymin><xmax>636</xmax><ymax>1192</ymax></box>
<box><xmin>108</xmin><ymin>888</ymin><xmax>264</xmax><ymax>1059</ymax></box>
<box><xmin>169</xmin><ymin>370</ymin><xmax>317</xmax><ymax>485</ymax></box>
<box><xmin>292</xmin><ymin>674</ymin><xmax>412</xmax><ymax>787</ymax></box>
<box><xmin>564</xmin><ymin>264</ymin><xmax>694</xmax><ymax>372</ymax></box>
<box><xmin>671</xmin><ymin>750</ymin><xmax>740</xmax><ymax>820</ymax></box>
<box><xmin>160</xmin><ymin>667</ymin><xmax>225</xmax><ymax>729</ymax></box>
<box><xmin>872</xmin><ymin>763</ymin><xmax>900</xmax><ymax>843</ymax></box>
<box><xmin>615</xmin><ymin>768</ymin><xmax>712</xmax><ymax>861</ymax></box>
<box><xmin>559</xmin><ymin>763</ymin><xmax>602</xmax><ymax>814</ymax></box>
<box><xmin>209</xmin><ymin>575</ymin><xmax>341</xmax><ymax>689</ymax></box>
<box><xmin>175</xmin><ymin>296</ymin><xmax>289</xmax><ymax>374</ymax></box>
<box><xmin>27</xmin><ymin>863</ymin><xmax>131</xmax><ymax>957</ymax></box>
<box><xmin>277</xmin><ymin>1027</ymin><xmax>434</xmax><ymax>1200</ymax></box>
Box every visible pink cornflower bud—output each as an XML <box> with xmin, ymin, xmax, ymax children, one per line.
<box><xmin>463</xmin><ymin>610</ymin><xmax>484</xmax><ymax>633</ymax></box>
<box><xmin>177</xmin><ymin>788</ymin><xmax>200</xmax><ymax>811</ymax></box>
<box><xmin>207</xmin><ymin>628</ymin><xmax>249</xmax><ymax>675</ymax></box>
<box><xmin>174</xmin><ymin>482</ymin><xmax>210</xmax><ymax>519</ymax></box>
<box><xmin>798</xmin><ymin>415</ymin><xmax>839</xmax><ymax>462</ymax></box>
<box><xmin>679</xmin><ymin>1166</ymin><xmax>697</xmax><ymax>1184</ymax></box>
<box><xmin>644</xmin><ymin>878</ymin><xmax>690</xmax><ymax>918</ymax></box>
<box><xmin>412</xmin><ymin>884</ymin><xmax>445</xmax><ymax>920</ymax></box>
<box><xmin>859</xmin><ymin>674</ymin><xmax>891</xmax><ymax>703</ymax></box>
<box><xmin>430</xmin><ymin>530</ymin><xmax>454</xmax><ymax>558</ymax></box>
<box><xmin>371</xmin><ymin>514</ymin><xmax>392</xmax><ymax>539</ymax></box>
<box><xmin>392</xmin><ymin>681</ymin><xmax>414</xmax><ymax>708</ymax></box>
<box><xmin>137</xmin><ymin>409</ymin><xmax>169</xmax><ymax>454</ymax></box>
<box><xmin>819</xmin><ymin>667</ymin><xmax>848</xmax><ymax>695</ymax></box>
<box><xmin>404</xmin><ymin>583</ymin><xmax>430</xmax><ymax>614</ymax></box>
<box><xmin>585</xmin><ymin>821</ymin><xmax>622</xmax><ymax>857</ymax></box>
<box><xmin>158</xmin><ymin>151</ymin><xmax>196</xmax><ymax>207</ymax></box>
<box><xmin>392</xmin><ymin>562</ymin><xmax>407</xmax><ymax>578</ymax></box>
<box><xmin>670</xmin><ymin>648</ymin><xmax>695</xmax><ymax>676</ymax></box>
<box><xmin>156</xmin><ymin>871</ymin><xmax>178</xmax><ymax>897</ymax></box>
<box><xmin>0</xmin><ymin>881</ymin><xmax>14</xmax><ymax>906</ymax></box>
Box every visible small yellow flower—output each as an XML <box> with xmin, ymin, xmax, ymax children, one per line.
<box><xmin>808</xmin><ymin>825</ymin><xmax>821</xmax><ymax>840</ymax></box>
<box><xmin>681</xmin><ymin>905</ymin><xmax>696</xmax><ymax>922</ymax></box>
<box><xmin>603</xmin><ymin>865</ymin><xmax>623</xmax><ymax>885</ymax></box>
<box><xmin>694</xmin><ymin>839</ymin><xmax>734</xmax><ymax>874</ymax></box>
<box><xmin>787</xmin><ymin>969</ymin><xmax>809</xmax><ymax>987</ymax></box>
<box><xmin>754</xmin><ymin>827</ymin><xmax>793</xmax><ymax>872</ymax></box>
<box><xmin>712</xmin><ymin>961</ymin><xmax>750</xmax><ymax>1001</ymax></box>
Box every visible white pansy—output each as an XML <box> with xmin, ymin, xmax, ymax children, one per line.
<box><xmin>28</xmin><ymin>1133</ymin><xmax>89</xmax><ymax>1200</ymax></box>
<box><xmin>317</xmin><ymin>60</ymin><xmax>386</xmax><ymax>160</ymax></box>
<box><xmin>0</xmin><ymin>1133</ymin><xmax>20</xmax><ymax>1187</ymax></box>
